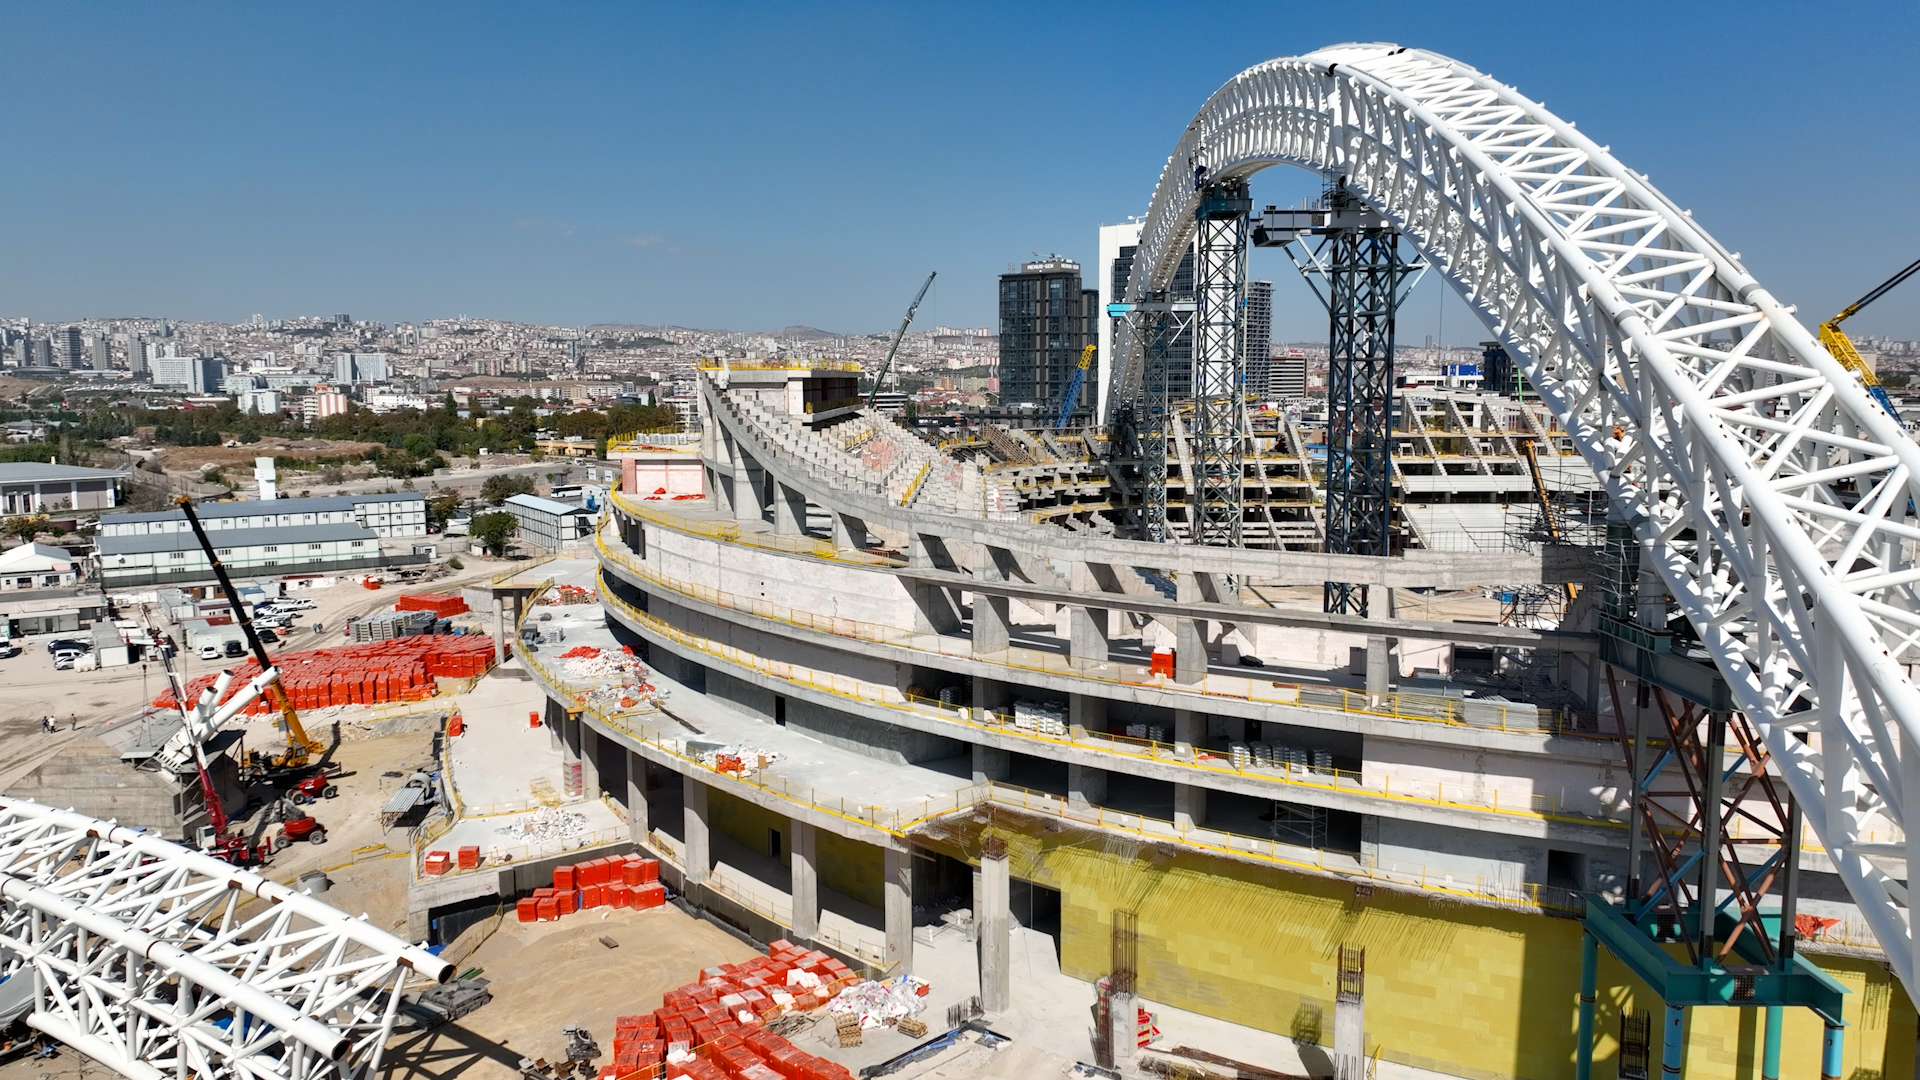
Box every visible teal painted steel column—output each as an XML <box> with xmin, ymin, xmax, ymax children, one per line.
<box><xmin>1760</xmin><ymin>1005</ymin><xmax>1782</xmax><ymax>1080</ymax></box>
<box><xmin>1821</xmin><ymin>1019</ymin><xmax>1845</xmax><ymax>1080</ymax></box>
<box><xmin>1661</xmin><ymin>1004</ymin><xmax>1684</xmax><ymax>1078</ymax></box>
<box><xmin>1574</xmin><ymin>933</ymin><xmax>1597</xmax><ymax>1080</ymax></box>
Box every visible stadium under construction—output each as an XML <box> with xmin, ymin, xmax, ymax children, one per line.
<box><xmin>484</xmin><ymin>44</ymin><xmax>1920</xmax><ymax>1080</ymax></box>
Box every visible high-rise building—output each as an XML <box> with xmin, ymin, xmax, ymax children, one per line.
<box><xmin>1270</xmin><ymin>353</ymin><xmax>1308</xmax><ymax>398</ymax></box>
<box><xmin>1243</xmin><ymin>281</ymin><xmax>1272</xmax><ymax>398</ymax></box>
<box><xmin>32</xmin><ymin>338</ymin><xmax>52</xmax><ymax>368</ymax></box>
<box><xmin>126</xmin><ymin>335</ymin><xmax>148</xmax><ymax>376</ymax></box>
<box><xmin>996</xmin><ymin>257</ymin><xmax>1099</xmax><ymax>410</ymax></box>
<box><xmin>1096</xmin><ymin>222</ymin><xmax>1195</xmax><ymax>421</ymax></box>
<box><xmin>54</xmin><ymin>326</ymin><xmax>82</xmax><ymax>369</ymax></box>
<box><xmin>190</xmin><ymin>357</ymin><xmax>225</xmax><ymax>395</ymax></box>
<box><xmin>333</xmin><ymin>352</ymin><xmax>390</xmax><ymax>385</ymax></box>
<box><xmin>88</xmin><ymin>335</ymin><xmax>110</xmax><ymax>372</ymax></box>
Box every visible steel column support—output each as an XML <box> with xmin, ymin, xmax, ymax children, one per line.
<box><xmin>1191</xmin><ymin>181</ymin><xmax>1250</xmax><ymax>548</ymax></box>
<box><xmin>1142</xmin><ymin>308</ymin><xmax>1173</xmax><ymax>543</ymax></box>
<box><xmin>1760</xmin><ymin>1005</ymin><xmax>1782</xmax><ymax>1080</ymax></box>
<box><xmin>1661</xmin><ymin>1004</ymin><xmax>1684</xmax><ymax>1078</ymax></box>
<box><xmin>1316</xmin><ymin>188</ymin><xmax>1410</xmax><ymax>615</ymax></box>
<box><xmin>1575</xmin><ymin>931</ymin><xmax>1597</xmax><ymax>1080</ymax></box>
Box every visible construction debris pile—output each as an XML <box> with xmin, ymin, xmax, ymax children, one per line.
<box><xmin>824</xmin><ymin>974</ymin><xmax>930</xmax><ymax>1030</ymax></box>
<box><xmin>556</xmin><ymin>645</ymin><xmax>666</xmax><ymax>711</ymax></box>
<box><xmin>598</xmin><ymin>939</ymin><xmax>864</xmax><ymax>1080</ymax></box>
<box><xmin>545</xmin><ymin>584</ymin><xmax>599</xmax><ymax>606</ymax></box>
<box><xmin>676</xmin><ymin>742</ymin><xmax>780</xmax><ymax>777</ymax></box>
<box><xmin>151</xmin><ymin>636</ymin><xmax>496</xmax><ymax>713</ymax></box>
<box><xmin>495</xmin><ymin>805</ymin><xmax>592</xmax><ymax>844</ymax></box>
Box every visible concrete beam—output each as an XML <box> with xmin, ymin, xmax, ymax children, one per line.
<box><xmin>978</xmin><ymin>849</ymin><xmax>1010</xmax><ymax>1016</ymax></box>
<box><xmin>791</xmin><ymin>820</ymin><xmax>819</xmax><ymax>941</ymax></box>
<box><xmin>685</xmin><ymin>778</ymin><xmax>711</xmax><ymax>887</ymax></box>
<box><xmin>896</xmin><ymin>565</ymin><xmax>1597</xmax><ymax>653</ymax></box>
<box><xmin>884</xmin><ymin>846</ymin><xmax>913</xmax><ymax>974</ymax></box>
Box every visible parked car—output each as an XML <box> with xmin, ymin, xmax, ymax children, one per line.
<box><xmin>0</xmin><ymin>644</ymin><xmax>20</xmax><ymax>659</ymax></box>
<box><xmin>258</xmin><ymin>629</ymin><xmax>280</xmax><ymax>645</ymax></box>
<box><xmin>198</xmin><ymin>645</ymin><xmax>221</xmax><ymax>661</ymax></box>
<box><xmin>46</xmin><ymin>638</ymin><xmax>88</xmax><ymax>655</ymax></box>
<box><xmin>223</xmin><ymin>640</ymin><xmax>246</xmax><ymax>658</ymax></box>
<box><xmin>52</xmin><ymin>649</ymin><xmax>85</xmax><ymax>670</ymax></box>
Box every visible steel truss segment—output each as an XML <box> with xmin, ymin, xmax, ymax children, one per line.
<box><xmin>1191</xmin><ymin>181</ymin><xmax>1251</xmax><ymax>548</ymax></box>
<box><xmin>1108</xmin><ymin>41</ymin><xmax>1920</xmax><ymax>997</ymax></box>
<box><xmin>0</xmin><ymin>799</ymin><xmax>451</xmax><ymax>1080</ymax></box>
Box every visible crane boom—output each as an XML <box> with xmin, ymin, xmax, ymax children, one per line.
<box><xmin>1054</xmin><ymin>344</ymin><xmax>1097</xmax><ymax>430</ymax></box>
<box><xmin>866</xmin><ymin>271</ymin><xmax>936</xmax><ymax>408</ymax></box>
<box><xmin>175</xmin><ymin>496</ymin><xmax>321</xmax><ymax>767</ymax></box>
<box><xmin>1819</xmin><ymin>255</ymin><xmax>1920</xmax><ymax>421</ymax></box>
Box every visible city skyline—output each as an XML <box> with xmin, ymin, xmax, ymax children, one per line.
<box><xmin>1</xmin><ymin>3</ymin><xmax>1915</xmax><ymax>343</ymax></box>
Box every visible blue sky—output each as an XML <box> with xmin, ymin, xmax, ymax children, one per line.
<box><xmin>3</xmin><ymin>2</ymin><xmax>1916</xmax><ymax>343</ymax></box>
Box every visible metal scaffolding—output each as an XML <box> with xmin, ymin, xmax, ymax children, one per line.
<box><xmin>1190</xmin><ymin>181</ymin><xmax>1252</xmax><ymax>548</ymax></box>
<box><xmin>1113</xmin><ymin>297</ymin><xmax>1192</xmax><ymax>544</ymax></box>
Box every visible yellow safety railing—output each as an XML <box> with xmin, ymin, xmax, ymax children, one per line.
<box><xmin>492</xmin><ymin>551</ymin><xmax>558</xmax><ymax>584</ymax></box>
<box><xmin>593</xmin><ymin>523</ymin><xmax>1570</xmax><ymax>737</ymax></box>
<box><xmin>587</xmin><ymin>566</ymin><xmax>1623</xmax><ymax>829</ymax></box>
<box><xmin>898</xmin><ymin>462</ymin><xmax>931</xmax><ymax>507</ymax></box>
<box><xmin>608</xmin><ymin>487</ymin><xmax>902</xmax><ymax>567</ymax></box>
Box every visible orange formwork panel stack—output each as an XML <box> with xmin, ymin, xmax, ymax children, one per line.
<box><xmin>395</xmin><ymin>592</ymin><xmax>470</xmax><ymax>618</ymax></box>
<box><xmin>149</xmin><ymin>635</ymin><xmax>498</xmax><ymax>714</ymax></box>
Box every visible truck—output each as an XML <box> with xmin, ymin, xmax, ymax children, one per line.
<box><xmin>379</xmin><ymin>772</ymin><xmax>438</xmax><ymax>829</ymax></box>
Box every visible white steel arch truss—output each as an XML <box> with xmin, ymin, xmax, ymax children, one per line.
<box><xmin>1111</xmin><ymin>42</ymin><xmax>1920</xmax><ymax>996</ymax></box>
<box><xmin>0</xmin><ymin>798</ymin><xmax>451</xmax><ymax>1080</ymax></box>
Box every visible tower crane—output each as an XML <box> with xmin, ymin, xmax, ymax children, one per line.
<box><xmin>1818</xmin><ymin>255</ymin><xmax>1920</xmax><ymax>421</ymax></box>
<box><xmin>866</xmin><ymin>271</ymin><xmax>936</xmax><ymax>409</ymax></box>
<box><xmin>175</xmin><ymin>495</ymin><xmax>325</xmax><ymax>778</ymax></box>
<box><xmin>1054</xmin><ymin>343</ymin><xmax>1096</xmax><ymax>430</ymax></box>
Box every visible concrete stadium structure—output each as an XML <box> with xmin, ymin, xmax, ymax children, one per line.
<box><xmin>499</xmin><ymin>42</ymin><xmax>1920</xmax><ymax>1080</ymax></box>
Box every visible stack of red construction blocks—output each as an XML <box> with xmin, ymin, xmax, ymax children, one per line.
<box><xmin>151</xmin><ymin>636</ymin><xmax>496</xmax><ymax>713</ymax></box>
<box><xmin>395</xmin><ymin>592</ymin><xmax>471</xmax><ymax>618</ymax></box>
<box><xmin>599</xmin><ymin>940</ymin><xmax>859</xmax><ymax>1080</ymax></box>
<box><xmin>515</xmin><ymin>853</ymin><xmax>665</xmax><ymax>923</ymax></box>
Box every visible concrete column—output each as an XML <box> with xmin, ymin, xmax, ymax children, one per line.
<box><xmin>1067</xmin><ymin>763</ymin><xmax>1106</xmax><ymax>808</ymax></box>
<box><xmin>1174</xmin><ymin>572</ymin><xmax>1208</xmax><ymax>684</ymax></box>
<box><xmin>684</xmin><ymin>778</ymin><xmax>710</xmax><ymax>887</ymax></box>
<box><xmin>545</xmin><ymin>696</ymin><xmax>563</xmax><ymax>752</ymax></box>
<box><xmin>972</xmin><ymin>546</ymin><xmax>1011</xmax><ymax>657</ymax></box>
<box><xmin>883</xmin><ymin>845</ymin><xmax>913</xmax><ymax>974</ymax></box>
<box><xmin>971</xmin><ymin>743</ymin><xmax>1010</xmax><ymax>784</ymax></box>
<box><xmin>493</xmin><ymin>597</ymin><xmax>506</xmax><ymax>665</ymax></box>
<box><xmin>1173</xmin><ymin>708</ymin><xmax>1203</xmax><ymax>757</ymax></box>
<box><xmin>973</xmin><ymin>677</ymin><xmax>1011</xmax><ymax>716</ymax></box>
<box><xmin>578</xmin><ymin>724</ymin><xmax>600</xmax><ymax>798</ymax></box>
<box><xmin>1069</xmin><ymin>694</ymin><xmax>1106</xmax><ymax>737</ymax></box>
<box><xmin>978</xmin><ymin>847</ymin><xmax>1011</xmax><ymax>1016</ymax></box>
<box><xmin>1069</xmin><ymin>604</ymin><xmax>1110</xmax><ymax>670</ymax></box>
<box><xmin>706</xmin><ymin>465</ymin><xmax>732</xmax><ymax>516</ymax></box>
<box><xmin>734</xmin><ymin>456</ymin><xmax>765</xmax><ymax>524</ymax></box>
<box><xmin>831</xmin><ymin>512</ymin><xmax>868</xmax><ymax>552</ymax></box>
<box><xmin>1365</xmin><ymin>635</ymin><xmax>1391</xmax><ymax>706</ymax></box>
<box><xmin>772</xmin><ymin>482</ymin><xmax>807</xmax><ymax>537</ymax></box>
<box><xmin>1106</xmin><ymin>987</ymin><xmax>1137</xmax><ymax>1071</ymax></box>
<box><xmin>626</xmin><ymin>750</ymin><xmax>650</xmax><ymax>844</ymax></box>
<box><xmin>1174</xmin><ymin>784</ymin><xmax>1206</xmax><ymax>831</ymax></box>
<box><xmin>790</xmin><ymin>820</ymin><xmax>819</xmax><ymax>941</ymax></box>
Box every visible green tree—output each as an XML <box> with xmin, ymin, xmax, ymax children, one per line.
<box><xmin>470</xmin><ymin>511</ymin><xmax>517</xmax><ymax>556</ymax></box>
<box><xmin>401</xmin><ymin>433</ymin><xmax>436</xmax><ymax>459</ymax></box>
<box><xmin>2</xmin><ymin>514</ymin><xmax>49</xmax><ymax>544</ymax></box>
<box><xmin>480</xmin><ymin>472</ymin><xmax>537</xmax><ymax>504</ymax></box>
<box><xmin>426</xmin><ymin>489</ymin><xmax>463</xmax><ymax>532</ymax></box>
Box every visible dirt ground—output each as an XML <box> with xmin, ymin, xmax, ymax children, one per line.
<box><xmin>384</xmin><ymin>905</ymin><xmax>765</xmax><ymax>1080</ymax></box>
<box><xmin>152</xmin><ymin>438</ymin><xmax>385</xmax><ymax>472</ymax></box>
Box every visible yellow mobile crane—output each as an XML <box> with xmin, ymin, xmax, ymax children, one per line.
<box><xmin>175</xmin><ymin>496</ymin><xmax>326</xmax><ymax>780</ymax></box>
<box><xmin>1819</xmin><ymin>255</ymin><xmax>1920</xmax><ymax>420</ymax></box>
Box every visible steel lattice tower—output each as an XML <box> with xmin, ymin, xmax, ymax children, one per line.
<box><xmin>1191</xmin><ymin>181</ymin><xmax>1252</xmax><ymax>548</ymax></box>
<box><xmin>1321</xmin><ymin>195</ymin><xmax>1406</xmax><ymax>616</ymax></box>
<box><xmin>1140</xmin><ymin>302</ymin><xmax>1174</xmax><ymax>543</ymax></box>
